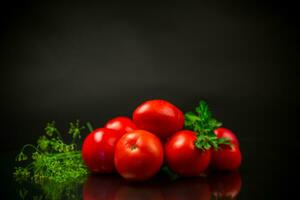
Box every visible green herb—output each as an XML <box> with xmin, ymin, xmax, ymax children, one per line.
<box><xmin>14</xmin><ymin>120</ymin><xmax>90</xmax><ymax>184</ymax></box>
<box><xmin>185</xmin><ymin>100</ymin><xmax>231</xmax><ymax>150</ymax></box>
<box><xmin>17</xmin><ymin>177</ymin><xmax>85</xmax><ymax>200</ymax></box>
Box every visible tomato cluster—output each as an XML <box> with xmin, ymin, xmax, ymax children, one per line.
<box><xmin>82</xmin><ymin>99</ymin><xmax>242</xmax><ymax>181</ymax></box>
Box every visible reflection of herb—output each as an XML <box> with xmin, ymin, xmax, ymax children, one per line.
<box><xmin>41</xmin><ymin>177</ymin><xmax>85</xmax><ymax>200</ymax></box>
<box><xmin>185</xmin><ymin>101</ymin><xmax>231</xmax><ymax>150</ymax></box>
<box><xmin>17</xmin><ymin>177</ymin><xmax>85</xmax><ymax>200</ymax></box>
<box><xmin>14</xmin><ymin>120</ymin><xmax>92</xmax><ymax>184</ymax></box>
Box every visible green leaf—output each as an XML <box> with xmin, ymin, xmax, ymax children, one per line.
<box><xmin>45</xmin><ymin>121</ymin><xmax>59</xmax><ymax>137</ymax></box>
<box><xmin>68</xmin><ymin>120</ymin><xmax>85</xmax><ymax>140</ymax></box>
<box><xmin>185</xmin><ymin>100</ymin><xmax>225</xmax><ymax>151</ymax></box>
<box><xmin>37</xmin><ymin>136</ymin><xmax>49</xmax><ymax>152</ymax></box>
<box><xmin>86</xmin><ymin>122</ymin><xmax>94</xmax><ymax>133</ymax></box>
<box><xmin>14</xmin><ymin>167</ymin><xmax>30</xmax><ymax>182</ymax></box>
<box><xmin>16</xmin><ymin>152</ymin><xmax>28</xmax><ymax>162</ymax></box>
<box><xmin>14</xmin><ymin>120</ymin><xmax>89</xmax><ymax>186</ymax></box>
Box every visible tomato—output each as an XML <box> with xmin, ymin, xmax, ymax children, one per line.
<box><xmin>114</xmin><ymin>130</ymin><xmax>164</xmax><ymax>181</ymax></box>
<box><xmin>165</xmin><ymin>130</ymin><xmax>211</xmax><ymax>176</ymax></box>
<box><xmin>82</xmin><ymin>128</ymin><xmax>123</xmax><ymax>173</ymax></box>
<box><xmin>211</xmin><ymin>144</ymin><xmax>242</xmax><ymax>171</ymax></box>
<box><xmin>105</xmin><ymin>116</ymin><xmax>136</xmax><ymax>135</ymax></box>
<box><xmin>209</xmin><ymin>171</ymin><xmax>242</xmax><ymax>199</ymax></box>
<box><xmin>214</xmin><ymin>127</ymin><xmax>239</xmax><ymax>146</ymax></box>
<box><xmin>83</xmin><ymin>174</ymin><xmax>121</xmax><ymax>200</ymax></box>
<box><xmin>133</xmin><ymin>99</ymin><xmax>184</xmax><ymax>139</ymax></box>
<box><xmin>163</xmin><ymin>178</ymin><xmax>211</xmax><ymax>200</ymax></box>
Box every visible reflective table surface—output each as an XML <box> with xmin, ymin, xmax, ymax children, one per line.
<box><xmin>2</xmin><ymin>139</ymin><xmax>295</xmax><ymax>200</ymax></box>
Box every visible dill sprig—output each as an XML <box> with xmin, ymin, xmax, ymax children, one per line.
<box><xmin>14</xmin><ymin>120</ymin><xmax>91</xmax><ymax>184</ymax></box>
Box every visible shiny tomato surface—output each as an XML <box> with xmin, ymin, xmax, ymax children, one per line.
<box><xmin>211</xmin><ymin>144</ymin><xmax>242</xmax><ymax>171</ymax></box>
<box><xmin>133</xmin><ymin>99</ymin><xmax>184</xmax><ymax>139</ymax></box>
<box><xmin>214</xmin><ymin>127</ymin><xmax>239</xmax><ymax>146</ymax></box>
<box><xmin>82</xmin><ymin>128</ymin><xmax>123</xmax><ymax>173</ymax></box>
<box><xmin>105</xmin><ymin>116</ymin><xmax>136</xmax><ymax>135</ymax></box>
<box><xmin>114</xmin><ymin>130</ymin><xmax>164</xmax><ymax>181</ymax></box>
<box><xmin>165</xmin><ymin>130</ymin><xmax>211</xmax><ymax>176</ymax></box>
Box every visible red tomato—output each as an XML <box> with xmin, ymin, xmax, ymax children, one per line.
<box><xmin>165</xmin><ymin>130</ymin><xmax>211</xmax><ymax>176</ymax></box>
<box><xmin>105</xmin><ymin>116</ymin><xmax>136</xmax><ymax>135</ymax></box>
<box><xmin>209</xmin><ymin>171</ymin><xmax>242</xmax><ymax>199</ymax></box>
<box><xmin>83</xmin><ymin>174</ymin><xmax>121</xmax><ymax>200</ymax></box>
<box><xmin>163</xmin><ymin>178</ymin><xmax>211</xmax><ymax>200</ymax></box>
<box><xmin>114</xmin><ymin>130</ymin><xmax>164</xmax><ymax>181</ymax></box>
<box><xmin>82</xmin><ymin>128</ymin><xmax>123</xmax><ymax>173</ymax></box>
<box><xmin>214</xmin><ymin>127</ymin><xmax>239</xmax><ymax>146</ymax></box>
<box><xmin>133</xmin><ymin>99</ymin><xmax>184</xmax><ymax>139</ymax></box>
<box><xmin>211</xmin><ymin>144</ymin><xmax>242</xmax><ymax>171</ymax></box>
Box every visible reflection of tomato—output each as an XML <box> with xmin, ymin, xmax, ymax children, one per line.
<box><xmin>133</xmin><ymin>99</ymin><xmax>184</xmax><ymax>139</ymax></box>
<box><xmin>114</xmin><ymin>130</ymin><xmax>164</xmax><ymax>181</ymax></box>
<box><xmin>83</xmin><ymin>174</ymin><xmax>122</xmax><ymax>200</ymax></box>
<box><xmin>211</xmin><ymin>144</ymin><xmax>242</xmax><ymax>171</ymax></box>
<box><xmin>115</xmin><ymin>183</ymin><xmax>164</xmax><ymax>200</ymax></box>
<box><xmin>105</xmin><ymin>116</ymin><xmax>136</xmax><ymax>135</ymax></box>
<box><xmin>82</xmin><ymin>128</ymin><xmax>123</xmax><ymax>173</ymax></box>
<box><xmin>165</xmin><ymin>130</ymin><xmax>211</xmax><ymax>176</ymax></box>
<box><xmin>162</xmin><ymin>178</ymin><xmax>211</xmax><ymax>200</ymax></box>
<box><xmin>214</xmin><ymin>127</ymin><xmax>239</xmax><ymax>146</ymax></box>
<box><xmin>209</xmin><ymin>171</ymin><xmax>242</xmax><ymax>199</ymax></box>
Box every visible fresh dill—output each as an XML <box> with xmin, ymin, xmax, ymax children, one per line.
<box><xmin>14</xmin><ymin>120</ymin><xmax>92</xmax><ymax>184</ymax></box>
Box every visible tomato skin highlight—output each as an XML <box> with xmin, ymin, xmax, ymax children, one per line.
<box><xmin>165</xmin><ymin>130</ymin><xmax>211</xmax><ymax>176</ymax></box>
<box><xmin>211</xmin><ymin>144</ymin><xmax>242</xmax><ymax>171</ymax></box>
<box><xmin>82</xmin><ymin>128</ymin><xmax>123</xmax><ymax>173</ymax></box>
<box><xmin>105</xmin><ymin>116</ymin><xmax>136</xmax><ymax>135</ymax></box>
<box><xmin>133</xmin><ymin>99</ymin><xmax>184</xmax><ymax>139</ymax></box>
<box><xmin>214</xmin><ymin>127</ymin><xmax>239</xmax><ymax>146</ymax></box>
<box><xmin>114</xmin><ymin>130</ymin><xmax>164</xmax><ymax>181</ymax></box>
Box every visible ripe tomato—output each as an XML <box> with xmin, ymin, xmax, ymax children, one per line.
<box><xmin>214</xmin><ymin>127</ymin><xmax>239</xmax><ymax>146</ymax></box>
<box><xmin>165</xmin><ymin>130</ymin><xmax>211</xmax><ymax>176</ymax></box>
<box><xmin>114</xmin><ymin>130</ymin><xmax>164</xmax><ymax>181</ymax></box>
<box><xmin>163</xmin><ymin>178</ymin><xmax>211</xmax><ymax>200</ymax></box>
<box><xmin>82</xmin><ymin>128</ymin><xmax>123</xmax><ymax>173</ymax></box>
<box><xmin>211</xmin><ymin>144</ymin><xmax>242</xmax><ymax>171</ymax></box>
<box><xmin>133</xmin><ymin>99</ymin><xmax>184</xmax><ymax>139</ymax></box>
<box><xmin>105</xmin><ymin>116</ymin><xmax>136</xmax><ymax>135</ymax></box>
<box><xmin>209</xmin><ymin>171</ymin><xmax>242</xmax><ymax>199</ymax></box>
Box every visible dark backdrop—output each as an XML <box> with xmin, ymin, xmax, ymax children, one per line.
<box><xmin>0</xmin><ymin>0</ymin><xmax>299</xmax><ymax>199</ymax></box>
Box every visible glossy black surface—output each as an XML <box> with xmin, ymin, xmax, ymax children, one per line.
<box><xmin>2</xmin><ymin>137</ymin><xmax>296</xmax><ymax>200</ymax></box>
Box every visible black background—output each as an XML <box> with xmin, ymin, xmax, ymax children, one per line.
<box><xmin>0</xmin><ymin>0</ymin><xmax>299</xmax><ymax>199</ymax></box>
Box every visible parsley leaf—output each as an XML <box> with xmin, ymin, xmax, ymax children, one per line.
<box><xmin>185</xmin><ymin>100</ymin><xmax>230</xmax><ymax>150</ymax></box>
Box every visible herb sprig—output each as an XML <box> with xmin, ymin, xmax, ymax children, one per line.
<box><xmin>185</xmin><ymin>100</ymin><xmax>231</xmax><ymax>150</ymax></box>
<box><xmin>14</xmin><ymin>120</ymin><xmax>92</xmax><ymax>184</ymax></box>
